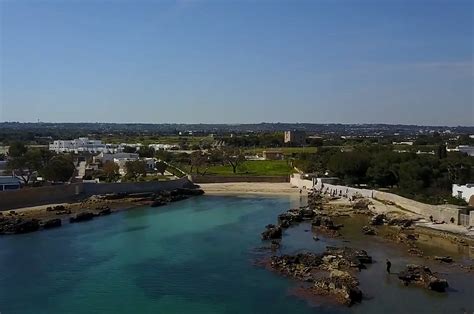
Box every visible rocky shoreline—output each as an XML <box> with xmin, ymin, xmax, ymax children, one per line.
<box><xmin>259</xmin><ymin>191</ymin><xmax>454</xmax><ymax>307</ymax></box>
<box><xmin>0</xmin><ymin>187</ymin><xmax>204</xmax><ymax>235</ymax></box>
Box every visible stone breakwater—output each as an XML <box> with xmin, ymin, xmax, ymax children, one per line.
<box><xmin>0</xmin><ymin>187</ymin><xmax>204</xmax><ymax>235</ymax></box>
<box><xmin>259</xmin><ymin>191</ymin><xmax>451</xmax><ymax>306</ymax></box>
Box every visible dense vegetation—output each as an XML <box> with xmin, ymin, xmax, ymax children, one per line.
<box><xmin>295</xmin><ymin>145</ymin><xmax>473</xmax><ymax>204</ymax></box>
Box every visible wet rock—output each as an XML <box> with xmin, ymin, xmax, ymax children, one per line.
<box><xmin>352</xmin><ymin>199</ymin><xmax>370</xmax><ymax>210</ymax></box>
<box><xmin>42</xmin><ymin>218</ymin><xmax>62</xmax><ymax>229</ymax></box>
<box><xmin>14</xmin><ymin>219</ymin><xmax>40</xmax><ymax>234</ymax></box>
<box><xmin>370</xmin><ymin>214</ymin><xmax>386</xmax><ymax>226</ymax></box>
<box><xmin>97</xmin><ymin>207</ymin><xmax>111</xmax><ymax>216</ymax></box>
<box><xmin>0</xmin><ymin>218</ymin><xmax>40</xmax><ymax>234</ymax></box>
<box><xmin>261</xmin><ymin>225</ymin><xmax>282</xmax><ymax>240</ymax></box>
<box><xmin>362</xmin><ymin>225</ymin><xmax>376</xmax><ymax>235</ymax></box>
<box><xmin>269</xmin><ymin>247</ymin><xmax>372</xmax><ymax>306</ymax></box>
<box><xmin>434</xmin><ymin>256</ymin><xmax>453</xmax><ymax>263</ymax></box>
<box><xmin>387</xmin><ymin>218</ymin><xmax>414</xmax><ymax>228</ymax></box>
<box><xmin>398</xmin><ymin>264</ymin><xmax>448</xmax><ymax>292</ymax></box>
<box><xmin>313</xmin><ymin>270</ymin><xmax>362</xmax><ymax>305</ymax></box>
<box><xmin>70</xmin><ymin>212</ymin><xmax>94</xmax><ymax>223</ymax></box>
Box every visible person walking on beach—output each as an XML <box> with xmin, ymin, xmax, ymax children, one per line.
<box><xmin>386</xmin><ymin>259</ymin><xmax>392</xmax><ymax>274</ymax></box>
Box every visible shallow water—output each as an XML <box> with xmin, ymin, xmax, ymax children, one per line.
<box><xmin>0</xmin><ymin>195</ymin><xmax>472</xmax><ymax>314</ymax></box>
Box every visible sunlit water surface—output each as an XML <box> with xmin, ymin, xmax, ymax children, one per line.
<box><xmin>0</xmin><ymin>195</ymin><xmax>472</xmax><ymax>314</ymax></box>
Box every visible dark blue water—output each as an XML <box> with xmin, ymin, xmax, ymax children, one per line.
<box><xmin>0</xmin><ymin>195</ymin><xmax>472</xmax><ymax>314</ymax></box>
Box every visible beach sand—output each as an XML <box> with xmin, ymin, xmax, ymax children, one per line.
<box><xmin>199</xmin><ymin>182</ymin><xmax>307</xmax><ymax>195</ymax></box>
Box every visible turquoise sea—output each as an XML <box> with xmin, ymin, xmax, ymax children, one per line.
<box><xmin>0</xmin><ymin>195</ymin><xmax>472</xmax><ymax>314</ymax></box>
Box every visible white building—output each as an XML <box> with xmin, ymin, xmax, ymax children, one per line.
<box><xmin>49</xmin><ymin>138</ymin><xmax>119</xmax><ymax>154</ymax></box>
<box><xmin>452</xmin><ymin>184</ymin><xmax>474</xmax><ymax>202</ymax></box>
<box><xmin>93</xmin><ymin>152</ymin><xmax>140</xmax><ymax>164</ymax></box>
<box><xmin>148</xmin><ymin>144</ymin><xmax>179</xmax><ymax>151</ymax></box>
<box><xmin>446</xmin><ymin>145</ymin><xmax>474</xmax><ymax>156</ymax></box>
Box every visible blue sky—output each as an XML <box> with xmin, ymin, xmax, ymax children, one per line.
<box><xmin>0</xmin><ymin>0</ymin><xmax>472</xmax><ymax>126</ymax></box>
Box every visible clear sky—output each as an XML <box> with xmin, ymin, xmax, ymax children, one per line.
<box><xmin>0</xmin><ymin>0</ymin><xmax>472</xmax><ymax>126</ymax></box>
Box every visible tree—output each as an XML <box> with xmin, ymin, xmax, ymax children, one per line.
<box><xmin>155</xmin><ymin>161</ymin><xmax>167</xmax><ymax>175</ymax></box>
<box><xmin>102</xmin><ymin>161</ymin><xmax>120</xmax><ymax>182</ymax></box>
<box><xmin>41</xmin><ymin>155</ymin><xmax>75</xmax><ymax>182</ymax></box>
<box><xmin>436</xmin><ymin>145</ymin><xmax>447</xmax><ymax>159</ymax></box>
<box><xmin>8</xmin><ymin>141</ymin><xmax>27</xmax><ymax>158</ymax></box>
<box><xmin>124</xmin><ymin>160</ymin><xmax>147</xmax><ymax>181</ymax></box>
<box><xmin>138</xmin><ymin>146</ymin><xmax>155</xmax><ymax>158</ymax></box>
<box><xmin>189</xmin><ymin>151</ymin><xmax>208</xmax><ymax>175</ymax></box>
<box><xmin>7</xmin><ymin>149</ymin><xmax>44</xmax><ymax>185</ymax></box>
<box><xmin>222</xmin><ymin>148</ymin><xmax>245</xmax><ymax>174</ymax></box>
<box><xmin>123</xmin><ymin>146</ymin><xmax>137</xmax><ymax>153</ymax></box>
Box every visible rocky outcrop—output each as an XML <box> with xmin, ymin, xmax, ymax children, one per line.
<box><xmin>97</xmin><ymin>207</ymin><xmax>111</xmax><ymax>216</ymax></box>
<box><xmin>0</xmin><ymin>218</ymin><xmax>40</xmax><ymax>234</ymax></box>
<box><xmin>70</xmin><ymin>212</ymin><xmax>94</xmax><ymax>223</ymax></box>
<box><xmin>370</xmin><ymin>213</ymin><xmax>386</xmax><ymax>226</ymax></box>
<box><xmin>362</xmin><ymin>225</ymin><xmax>376</xmax><ymax>235</ymax></box>
<box><xmin>269</xmin><ymin>246</ymin><xmax>372</xmax><ymax>305</ymax></box>
<box><xmin>311</xmin><ymin>216</ymin><xmax>343</xmax><ymax>237</ymax></box>
<box><xmin>42</xmin><ymin>218</ymin><xmax>62</xmax><ymax>229</ymax></box>
<box><xmin>261</xmin><ymin>224</ymin><xmax>282</xmax><ymax>240</ymax></box>
<box><xmin>434</xmin><ymin>256</ymin><xmax>453</xmax><ymax>263</ymax></box>
<box><xmin>398</xmin><ymin>264</ymin><xmax>448</xmax><ymax>292</ymax></box>
<box><xmin>352</xmin><ymin>199</ymin><xmax>370</xmax><ymax>210</ymax></box>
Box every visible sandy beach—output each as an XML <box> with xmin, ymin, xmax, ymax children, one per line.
<box><xmin>199</xmin><ymin>182</ymin><xmax>307</xmax><ymax>195</ymax></box>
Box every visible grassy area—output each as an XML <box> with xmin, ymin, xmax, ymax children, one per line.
<box><xmin>244</xmin><ymin>147</ymin><xmax>318</xmax><ymax>155</ymax></box>
<box><xmin>188</xmin><ymin>160</ymin><xmax>293</xmax><ymax>176</ymax></box>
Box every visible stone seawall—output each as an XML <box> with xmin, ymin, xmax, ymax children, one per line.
<box><xmin>190</xmin><ymin>175</ymin><xmax>289</xmax><ymax>183</ymax></box>
<box><xmin>0</xmin><ymin>178</ymin><xmax>191</xmax><ymax>211</ymax></box>
<box><xmin>315</xmin><ymin>181</ymin><xmax>464</xmax><ymax>226</ymax></box>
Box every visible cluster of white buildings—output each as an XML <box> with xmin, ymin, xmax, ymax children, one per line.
<box><xmin>49</xmin><ymin>138</ymin><xmax>179</xmax><ymax>154</ymax></box>
<box><xmin>49</xmin><ymin>138</ymin><xmax>119</xmax><ymax>154</ymax></box>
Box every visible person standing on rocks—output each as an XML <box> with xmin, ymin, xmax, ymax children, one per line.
<box><xmin>386</xmin><ymin>259</ymin><xmax>392</xmax><ymax>274</ymax></box>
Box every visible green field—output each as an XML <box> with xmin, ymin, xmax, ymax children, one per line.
<box><xmin>187</xmin><ymin>160</ymin><xmax>293</xmax><ymax>176</ymax></box>
<box><xmin>244</xmin><ymin>146</ymin><xmax>318</xmax><ymax>155</ymax></box>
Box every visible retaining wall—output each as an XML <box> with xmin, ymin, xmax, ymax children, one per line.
<box><xmin>190</xmin><ymin>175</ymin><xmax>289</xmax><ymax>184</ymax></box>
<box><xmin>0</xmin><ymin>184</ymin><xmax>84</xmax><ymax>211</ymax></box>
<box><xmin>315</xmin><ymin>181</ymin><xmax>463</xmax><ymax>225</ymax></box>
<box><xmin>0</xmin><ymin>178</ymin><xmax>191</xmax><ymax>211</ymax></box>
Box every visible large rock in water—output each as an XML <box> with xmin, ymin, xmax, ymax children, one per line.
<box><xmin>13</xmin><ymin>219</ymin><xmax>40</xmax><ymax>234</ymax></box>
<box><xmin>398</xmin><ymin>264</ymin><xmax>448</xmax><ymax>292</ymax></box>
<box><xmin>70</xmin><ymin>212</ymin><xmax>94</xmax><ymax>223</ymax></box>
<box><xmin>42</xmin><ymin>218</ymin><xmax>62</xmax><ymax>229</ymax></box>
<box><xmin>370</xmin><ymin>213</ymin><xmax>386</xmax><ymax>226</ymax></box>
<box><xmin>261</xmin><ymin>225</ymin><xmax>282</xmax><ymax>240</ymax></box>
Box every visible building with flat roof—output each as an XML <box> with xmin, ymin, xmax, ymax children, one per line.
<box><xmin>284</xmin><ymin>130</ymin><xmax>306</xmax><ymax>146</ymax></box>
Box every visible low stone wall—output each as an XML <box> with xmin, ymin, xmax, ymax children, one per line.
<box><xmin>0</xmin><ymin>184</ymin><xmax>84</xmax><ymax>211</ymax></box>
<box><xmin>82</xmin><ymin>177</ymin><xmax>190</xmax><ymax>196</ymax></box>
<box><xmin>373</xmin><ymin>191</ymin><xmax>461</xmax><ymax>225</ymax></box>
<box><xmin>315</xmin><ymin>181</ymin><xmax>464</xmax><ymax>226</ymax></box>
<box><xmin>0</xmin><ymin>178</ymin><xmax>192</xmax><ymax>211</ymax></box>
<box><xmin>315</xmin><ymin>181</ymin><xmax>373</xmax><ymax>199</ymax></box>
<box><xmin>470</xmin><ymin>211</ymin><xmax>474</xmax><ymax>227</ymax></box>
<box><xmin>190</xmin><ymin>175</ymin><xmax>289</xmax><ymax>184</ymax></box>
